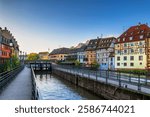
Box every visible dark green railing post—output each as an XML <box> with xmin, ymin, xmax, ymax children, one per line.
<box><xmin>106</xmin><ymin>70</ymin><xmax>108</xmax><ymax>84</ymax></box>
<box><xmin>138</xmin><ymin>74</ymin><xmax>141</xmax><ymax>91</ymax></box>
<box><xmin>119</xmin><ymin>71</ymin><xmax>121</xmax><ymax>87</ymax></box>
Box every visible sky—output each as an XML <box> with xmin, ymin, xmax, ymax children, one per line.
<box><xmin>0</xmin><ymin>0</ymin><xmax>150</xmax><ymax>53</ymax></box>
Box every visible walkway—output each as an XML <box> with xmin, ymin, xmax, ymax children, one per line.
<box><xmin>0</xmin><ymin>66</ymin><xmax>32</xmax><ymax>100</ymax></box>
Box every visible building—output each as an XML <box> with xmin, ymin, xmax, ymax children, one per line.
<box><xmin>39</xmin><ymin>52</ymin><xmax>49</xmax><ymax>60</ymax></box>
<box><xmin>0</xmin><ymin>27</ymin><xmax>20</xmax><ymax>68</ymax></box>
<box><xmin>115</xmin><ymin>24</ymin><xmax>150</xmax><ymax>70</ymax></box>
<box><xmin>0</xmin><ymin>27</ymin><xmax>12</xmax><ymax>64</ymax></box>
<box><xmin>11</xmin><ymin>38</ymin><xmax>19</xmax><ymax>58</ymax></box>
<box><xmin>96</xmin><ymin>37</ymin><xmax>116</xmax><ymax>70</ymax></box>
<box><xmin>49</xmin><ymin>48</ymin><xmax>70</xmax><ymax>62</ymax></box>
<box><xmin>77</xmin><ymin>45</ymin><xmax>87</xmax><ymax>64</ymax></box>
<box><xmin>85</xmin><ymin>39</ymin><xmax>99</xmax><ymax>66</ymax></box>
<box><xmin>66</xmin><ymin>48</ymin><xmax>78</xmax><ymax>62</ymax></box>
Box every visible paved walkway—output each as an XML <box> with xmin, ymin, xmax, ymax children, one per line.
<box><xmin>0</xmin><ymin>67</ymin><xmax>32</xmax><ymax>100</ymax></box>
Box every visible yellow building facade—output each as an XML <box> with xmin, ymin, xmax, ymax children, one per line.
<box><xmin>115</xmin><ymin>24</ymin><xmax>150</xmax><ymax>70</ymax></box>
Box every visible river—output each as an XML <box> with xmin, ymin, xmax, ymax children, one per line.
<box><xmin>35</xmin><ymin>72</ymin><xmax>104</xmax><ymax>100</ymax></box>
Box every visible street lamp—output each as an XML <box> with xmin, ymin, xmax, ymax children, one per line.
<box><xmin>9</xmin><ymin>42</ymin><xmax>13</xmax><ymax>70</ymax></box>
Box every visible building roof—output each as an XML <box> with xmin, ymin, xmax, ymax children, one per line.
<box><xmin>109</xmin><ymin>52</ymin><xmax>115</xmax><ymax>57</ymax></box>
<box><xmin>97</xmin><ymin>37</ymin><xmax>116</xmax><ymax>49</ymax></box>
<box><xmin>86</xmin><ymin>39</ymin><xmax>99</xmax><ymax>51</ymax></box>
<box><xmin>77</xmin><ymin>45</ymin><xmax>87</xmax><ymax>52</ymax></box>
<box><xmin>39</xmin><ymin>52</ymin><xmax>49</xmax><ymax>55</ymax></box>
<box><xmin>116</xmin><ymin>24</ymin><xmax>150</xmax><ymax>44</ymax></box>
<box><xmin>49</xmin><ymin>48</ymin><xmax>70</xmax><ymax>55</ymax></box>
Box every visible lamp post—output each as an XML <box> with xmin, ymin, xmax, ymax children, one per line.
<box><xmin>9</xmin><ymin>42</ymin><xmax>13</xmax><ymax>70</ymax></box>
<box><xmin>23</xmin><ymin>52</ymin><xmax>24</xmax><ymax>64</ymax></box>
<box><xmin>20</xmin><ymin>51</ymin><xmax>22</xmax><ymax>64</ymax></box>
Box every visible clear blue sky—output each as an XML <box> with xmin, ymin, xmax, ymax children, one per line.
<box><xmin>0</xmin><ymin>0</ymin><xmax>150</xmax><ymax>53</ymax></box>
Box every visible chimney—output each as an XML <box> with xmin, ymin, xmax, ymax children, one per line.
<box><xmin>97</xmin><ymin>36</ymin><xmax>99</xmax><ymax>39</ymax></box>
<box><xmin>138</xmin><ymin>22</ymin><xmax>141</xmax><ymax>26</ymax></box>
<box><xmin>4</xmin><ymin>27</ymin><xmax>7</xmax><ymax>30</ymax></box>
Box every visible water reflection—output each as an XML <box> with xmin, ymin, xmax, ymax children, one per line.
<box><xmin>35</xmin><ymin>72</ymin><xmax>104</xmax><ymax>100</ymax></box>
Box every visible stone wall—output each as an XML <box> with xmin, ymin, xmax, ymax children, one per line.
<box><xmin>53</xmin><ymin>69</ymin><xmax>150</xmax><ymax>100</ymax></box>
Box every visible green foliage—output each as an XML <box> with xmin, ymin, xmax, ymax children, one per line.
<box><xmin>74</xmin><ymin>60</ymin><xmax>81</xmax><ymax>67</ymax></box>
<box><xmin>12</xmin><ymin>55</ymin><xmax>20</xmax><ymax>68</ymax></box>
<box><xmin>27</xmin><ymin>53</ymin><xmax>39</xmax><ymax>60</ymax></box>
<box><xmin>118</xmin><ymin>69</ymin><xmax>148</xmax><ymax>75</ymax></box>
<box><xmin>0</xmin><ymin>55</ymin><xmax>20</xmax><ymax>73</ymax></box>
<box><xmin>91</xmin><ymin>60</ymin><xmax>99</xmax><ymax>70</ymax></box>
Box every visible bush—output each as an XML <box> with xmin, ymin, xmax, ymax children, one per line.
<box><xmin>91</xmin><ymin>60</ymin><xmax>99</xmax><ymax>70</ymax></box>
<box><xmin>74</xmin><ymin>60</ymin><xmax>81</xmax><ymax>67</ymax></box>
<box><xmin>118</xmin><ymin>69</ymin><xmax>148</xmax><ymax>75</ymax></box>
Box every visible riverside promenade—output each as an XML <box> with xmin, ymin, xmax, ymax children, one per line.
<box><xmin>0</xmin><ymin>67</ymin><xmax>32</xmax><ymax>100</ymax></box>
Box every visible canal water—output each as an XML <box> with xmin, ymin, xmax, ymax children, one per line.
<box><xmin>35</xmin><ymin>72</ymin><xmax>104</xmax><ymax>100</ymax></box>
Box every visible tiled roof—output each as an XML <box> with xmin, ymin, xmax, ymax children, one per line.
<box><xmin>109</xmin><ymin>52</ymin><xmax>115</xmax><ymax>57</ymax></box>
<box><xmin>39</xmin><ymin>52</ymin><xmax>49</xmax><ymax>54</ymax></box>
<box><xmin>86</xmin><ymin>39</ymin><xmax>99</xmax><ymax>51</ymax></box>
<box><xmin>77</xmin><ymin>45</ymin><xmax>87</xmax><ymax>52</ymax></box>
<box><xmin>97</xmin><ymin>37</ymin><xmax>116</xmax><ymax>49</ymax></box>
<box><xmin>116</xmin><ymin>24</ymin><xmax>150</xmax><ymax>44</ymax></box>
<box><xmin>49</xmin><ymin>48</ymin><xmax>70</xmax><ymax>55</ymax></box>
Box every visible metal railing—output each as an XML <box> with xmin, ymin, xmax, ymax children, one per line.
<box><xmin>31</xmin><ymin>66</ymin><xmax>42</xmax><ymax>100</ymax></box>
<box><xmin>0</xmin><ymin>66</ymin><xmax>24</xmax><ymax>91</ymax></box>
<box><xmin>52</xmin><ymin>65</ymin><xmax>150</xmax><ymax>94</ymax></box>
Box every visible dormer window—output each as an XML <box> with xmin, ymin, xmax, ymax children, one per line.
<box><xmin>141</xmin><ymin>30</ymin><xmax>144</xmax><ymax>33</ymax></box>
<box><xmin>129</xmin><ymin>37</ymin><xmax>133</xmax><ymax>40</ymax></box>
<box><xmin>140</xmin><ymin>35</ymin><xmax>144</xmax><ymax>39</ymax></box>
<box><xmin>123</xmin><ymin>38</ymin><xmax>125</xmax><ymax>41</ymax></box>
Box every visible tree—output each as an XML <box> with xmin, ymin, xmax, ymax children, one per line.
<box><xmin>75</xmin><ymin>60</ymin><xmax>81</xmax><ymax>67</ymax></box>
<box><xmin>91</xmin><ymin>60</ymin><xmax>100</xmax><ymax>70</ymax></box>
<box><xmin>27</xmin><ymin>53</ymin><xmax>39</xmax><ymax>60</ymax></box>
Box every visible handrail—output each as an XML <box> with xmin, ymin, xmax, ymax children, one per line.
<box><xmin>52</xmin><ymin>64</ymin><xmax>150</xmax><ymax>94</ymax></box>
<box><xmin>31</xmin><ymin>67</ymin><xmax>42</xmax><ymax>100</ymax></box>
<box><xmin>0</xmin><ymin>65</ymin><xmax>24</xmax><ymax>91</ymax></box>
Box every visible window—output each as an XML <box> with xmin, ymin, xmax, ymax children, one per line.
<box><xmin>124</xmin><ymin>63</ymin><xmax>127</xmax><ymax>66</ymax></box>
<box><xmin>117</xmin><ymin>57</ymin><xmax>120</xmax><ymax>61</ymax></box>
<box><xmin>117</xmin><ymin>50</ymin><xmax>120</xmax><ymax>54</ymax></box>
<box><xmin>139</xmin><ymin>56</ymin><xmax>143</xmax><ymax>60</ymax></box>
<box><xmin>139</xmin><ymin>41</ymin><xmax>143</xmax><ymax>46</ymax></box>
<box><xmin>130</xmin><ymin>49</ymin><xmax>134</xmax><ymax>53</ymax></box>
<box><xmin>140</xmin><ymin>62</ymin><xmax>142</xmax><ymax>65</ymax></box>
<box><xmin>123</xmin><ymin>38</ymin><xmax>125</xmax><ymax>41</ymax></box>
<box><xmin>124</xmin><ymin>50</ymin><xmax>127</xmax><ymax>54</ymax></box>
<box><xmin>130</xmin><ymin>56</ymin><xmax>134</xmax><ymax>60</ymax></box>
<box><xmin>118</xmin><ymin>38</ymin><xmax>120</xmax><ymax>42</ymax></box>
<box><xmin>139</xmin><ymin>35</ymin><xmax>143</xmax><ymax>39</ymax></box>
<box><xmin>124</xmin><ymin>43</ymin><xmax>127</xmax><ymax>47</ymax></box>
<box><xmin>124</xmin><ymin>56</ymin><xmax>127</xmax><ymax>61</ymax></box>
<box><xmin>130</xmin><ymin>63</ymin><xmax>134</xmax><ymax>66</ymax></box>
<box><xmin>139</xmin><ymin>48</ymin><xmax>143</xmax><ymax>53</ymax></box>
<box><xmin>111</xmin><ymin>58</ymin><xmax>113</xmax><ymax>61</ymax></box>
<box><xmin>130</xmin><ymin>43</ymin><xmax>134</xmax><ymax>46</ymax></box>
<box><xmin>129</xmin><ymin>37</ymin><xmax>133</xmax><ymax>40</ymax></box>
<box><xmin>117</xmin><ymin>63</ymin><xmax>120</xmax><ymax>66</ymax></box>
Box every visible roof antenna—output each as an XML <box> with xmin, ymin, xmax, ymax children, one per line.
<box><xmin>100</xmin><ymin>34</ymin><xmax>103</xmax><ymax>38</ymax></box>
